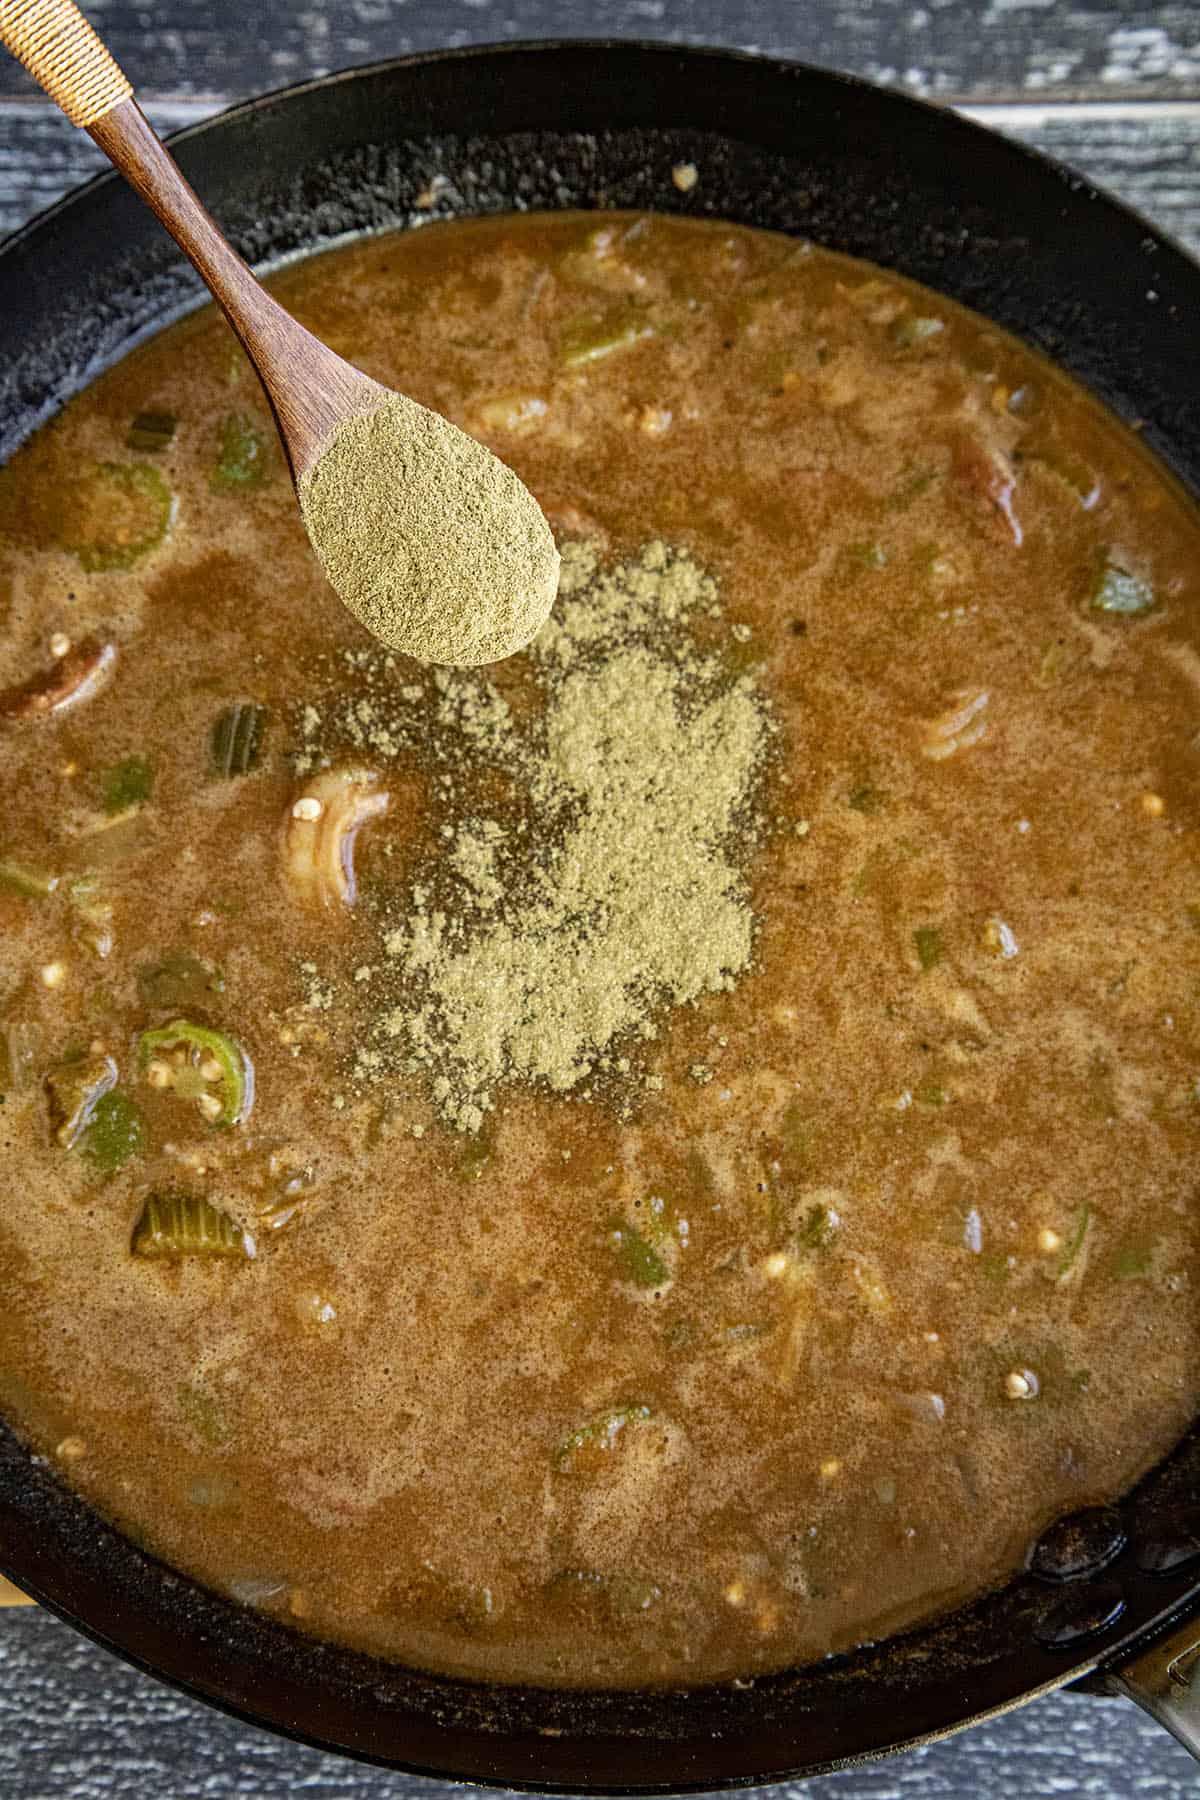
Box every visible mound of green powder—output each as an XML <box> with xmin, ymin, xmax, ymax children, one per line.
<box><xmin>297</xmin><ymin>539</ymin><xmax>772</xmax><ymax>1132</ymax></box>
<box><xmin>299</xmin><ymin>394</ymin><xmax>561</xmax><ymax>668</ymax></box>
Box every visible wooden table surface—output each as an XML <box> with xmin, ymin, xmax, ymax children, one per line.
<box><xmin>1</xmin><ymin>1</ymin><xmax>1198</xmax><ymax>1794</ymax></box>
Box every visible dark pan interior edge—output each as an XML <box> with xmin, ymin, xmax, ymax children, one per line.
<box><xmin>1</xmin><ymin>41</ymin><xmax>1199</xmax><ymax>1789</ymax></box>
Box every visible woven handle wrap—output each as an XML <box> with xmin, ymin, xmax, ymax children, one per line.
<box><xmin>0</xmin><ymin>0</ymin><xmax>131</xmax><ymax>128</ymax></box>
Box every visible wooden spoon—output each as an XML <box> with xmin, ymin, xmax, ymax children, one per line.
<box><xmin>0</xmin><ymin>1</ymin><xmax>560</xmax><ymax>667</ymax></box>
<box><xmin>0</xmin><ymin>0</ymin><xmax>388</xmax><ymax>483</ymax></box>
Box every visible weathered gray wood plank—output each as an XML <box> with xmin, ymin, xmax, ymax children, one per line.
<box><xmin>1</xmin><ymin>1607</ymin><xmax>1197</xmax><ymax>1799</ymax></box>
<box><xmin>0</xmin><ymin>96</ymin><xmax>1197</xmax><ymax>254</ymax></box>
<box><xmin>0</xmin><ymin>0</ymin><xmax>1198</xmax><ymax>104</ymax></box>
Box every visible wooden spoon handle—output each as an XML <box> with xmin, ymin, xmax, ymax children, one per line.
<box><xmin>86</xmin><ymin>97</ymin><xmax>299</xmax><ymax>385</ymax></box>
<box><xmin>0</xmin><ymin>0</ymin><xmax>379</xmax><ymax>477</ymax></box>
<box><xmin>0</xmin><ymin>0</ymin><xmax>129</xmax><ymax>127</ymax></box>
<box><xmin>0</xmin><ymin>3</ymin><xmax>277</xmax><ymax>358</ymax></box>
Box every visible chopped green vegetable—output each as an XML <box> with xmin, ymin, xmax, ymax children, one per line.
<box><xmin>67</xmin><ymin>874</ymin><xmax>112</xmax><ymax>945</ymax></box>
<box><xmin>725</xmin><ymin>1320</ymin><xmax>772</xmax><ymax>1344</ymax></box>
<box><xmin>1026</xmin><ymin>448</ymin><xmax>1100</xmax><ymax>510</ymax></box>
<box><xmin>608</xmin><ymin>1216</ymin><xmax>669</xmax><ymax>1287</ymax></box>
<box><xmin>779</xmin><ymin>1101</ymin><xmax>809</xmax><ymax>1165</ymax></box>
<box><xmin>138</xmin><ymin>1020</ymin><xmax>251</xmax><ymax>1127</ymax></box>
<box><xmin>1113</xmin><ymin>1240</ymin><xmax>1153</xmax><ymax>1279</ymax></box>
<box><xmin>101</xmin><ymin>754</ymin><xmax>154</xmax><ymax>815</ymax></box>
<box><xmin>848</xmin><ymin>783</ymin><xmax>885</xmax><ymax>814</ymax></box>
<box><xmin>1092</xmin><ymin>563</ymin><xmax>1155</xmax><ymax>616</ymax></box>
<box><xmin>210</xmin><ymin>703</ymin><xmax>267</xmax><ymax>778</ymax></box>
<box><xmin>1086</xmin><ymin>1054</ymin><xmax>1119</xmax><ymax>1122</ymax></box>
<box><xmin>916</xmin><ymin>1078</ymin><xmax>947</xmax><ymax>1106</ymax></box>
<box><xmin>914</xmin><ymin>926</ymin><xmax>943</xmax><ymax>971</ymax></box>
<box><xmin>126</xmin><ymin>410</ymin><xmax>176</xmax><ymax>454</ymax></box>
<box><xmin>684</xmin><ymin>1147</ymin><xmax>715</xmax><ymax>1198</ymax></box>
<box><xmin>1057</xmin><ymin>1203</ymin><xmax>1091</xmax><ymax>1282</ymax></box>
<box><xmin>45</xmin><ymin>1051</ymin><xmax>118</xmax><ymax>1148</ymax></box>
<box><xmin>383</xmin><ymin>1563</ymin><xmax>495</xmax><ymax>1632</ymax></box>
<box><xmin>457</xmin><ymin>1118</ymin><xmax>494</xmax><ymax>1182</ymax></box>
<box><xmin>891</xmin><ymin>315</ymin><xmax>944</xmax><ymax>347</ymax></box>
<box><xmin>555</xmin><ymin>1404</ymin><xmax>653</xmax><ymax>1472</ymax></box>
<box><xmin>979</xmin><ymin>1250</ymin><xmax>1010</xmax><ymax>1286</ymax></box>
<box><xmin>78</xmin><ymin>1090</ymin><xmax>144</xmax><ymax>1173</ymax></box>
<box><xmin>213</xmin><ymin>413</ymin><xmax>268</xmax><ymax>489</ymax></box>
<box><xmin>133</xmin><ymin>1191</ymin><xmax>253</xmax><ymax>1259</ymax></box>
<box><xmin>0</xmin><ymin>860</ymin><xmax>58</xmax><ymax>899</ymax></box>
<box><xmin>0</xmin><ymin>1022</ymin><xmax>38</xmax><ymax>1096</ymax></box>
<box><xmin>547</xmin><ymin>1567</ymin><xmax>662</xmax><ymax>1618</ymax></box>
<box><xmin>848</xmin><ymin>541</ymin><xmax>888</xmax><ymax>569</ymax></box>
<box><xmin>66</xmin><ymin>462</ymin><xmax>174</xmax><ymax>572</ymax></box>
<box><xmin>186</xmin><ymin>1473</ymin><xmax>241</xmax><ymax>1508</ymax></box>
<box><xmin>179</xmin><ymin>1383</ymin><xmax>229</xmax><ymax>1445</ymax></box>
<box><xmin>888</xmin><ymin>469</ymin><xmax>936</xmax><ymax>510</ymax></box>
<box><xmin>560</xmin><ymin>314</ymin><xmax>655</xmax><ymax>367</ymax></box>
<box><xmin>798</xmin><ymin>1203</ymin><xmax>837</xmax><ymax>1250</ymax></box>
<box><xmin>137</xmin><ymin>951</ymin><xmax>225</xmax><ymax>1012</ymax></box>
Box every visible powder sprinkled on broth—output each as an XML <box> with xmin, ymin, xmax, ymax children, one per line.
<box><xmin>295</xmin><ymin>539</ymin><xmax>771</xmax><ymax>1131</ymax></box>
<box><xmin>384</xmin><ymin>542</ymin><xmax>768</xmax><ymax>1126</ymax></box>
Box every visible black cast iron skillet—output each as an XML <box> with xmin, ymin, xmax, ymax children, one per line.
<box><xmin>1</xmin><ymin>40</ymin><xmax>1199</xmax><ymax>1790</ymax></box>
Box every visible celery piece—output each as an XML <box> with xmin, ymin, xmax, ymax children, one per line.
<box><xmin>547</xmin><ymin>1567</ymin><xmax>662</xmax><ymax>1617</ymax></box>
<box><xmin>888</xmin><ymin>469</ymin><xmax>936</xmax><ymax>510</ymax></box>
<box><xmin>0</xmin><ymin>1022</ymin><xmax>38</xmax><ymax>1096</ymax></box>
<box><xmin>213</xmin><ymin>413</ymin><xmax>268</xmax><ymax>489</ymax></box>
<box><xmin>891</xmin><ymin>315</ymin><xmax>944</xmax><ymax>348</ymax></box>
<box><xmin>560</xmin><ymin>314</ymin><xmax>655</xmax><ymax>367</ymax></box>
<box><xmin>608</xmin><ymin>1216</ymin><xmax>669</xmax><ymax>1287</ymax></box>
<box><xmin>101</xmin><ymin>755</ymin><xmax>153</xmax><ymax>815</ymax></box>
<box><xmin>1057</xmin><ymin>1203</ymin><xmax>1091</xmax><ymax>1282</ymax></box>
<box><xmin>457</xmin><ymin>1118</ymin><xmax>494</xmax><ymax>1182</ymax></box>
<box><xmin>1027</xmin><ymin>449</ymin><xmax>1100</xmax><ymax>510</ymax></box>
<box><xmin>914</xmin><ymin>926</ymin><xmax>943</xmax><ymax>971</ymax></box>
<box><xmin>555</xmin><ymin>1404</ymin><xmax>653</xmax><ymax>1472</ymax></box>
<box><xmin>1113</xmin><ymin>1240</ymin><xmax>1153</xmax><ymax>1279</ymax></box>
<box><xmin>137</xmin><ymin>951</ymin><xmax>225</xmax><ymax>1012</ymax></box>
<box><xmin>848</xmin><ymin>783</ymin><xmax>885</xmax><ymax>814</ymax></box>
<box><xmin>798</xmin><ymin>1203</ymin><xmax>837</xmax><ymax>1250</ymax></box>
<box><xmin>0</xmin><ymin>860</ymin><xmax>59</xmax><ymax>899</ymax></box>
<box><xmin>685</xmin><ymin>1146</ymin><xmax>715</xmax><ymax>1197</ymax></box>
<box><xmin>179</xmin><ymin>1383</ymin><xmax>229</xmax><ymax>1445</ymax></box>
<box><xmin>848</xmin><ymin>541</ymin><xmax>888</xmax><ymax>569</ymax></box>
<box><xmin>126</xmin><ymin>411</ymin><xmax>176</xmax><ymax>454</ymax></box>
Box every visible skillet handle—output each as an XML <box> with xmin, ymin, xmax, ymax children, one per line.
<box><xmin>1105</xmin><ymin>1612</ymin><xmax>1200</xmax><ymax>1762</ymax></box>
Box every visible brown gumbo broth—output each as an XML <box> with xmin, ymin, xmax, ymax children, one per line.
<box><xmin>0</xmin><ymin>212</ymin><xmax>1198</xmax><ymax>1689</ymax></box>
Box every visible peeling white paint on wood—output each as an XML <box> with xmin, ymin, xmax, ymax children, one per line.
<box><xmin>0</xmin><ymin>0</ymin><xmax>1199</xmax><ymax>103</ymax></box>
<box><xmin>0</xmin><ymin>95</ymin><xmax>1195</xmax><ymax>251</ymax></box>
